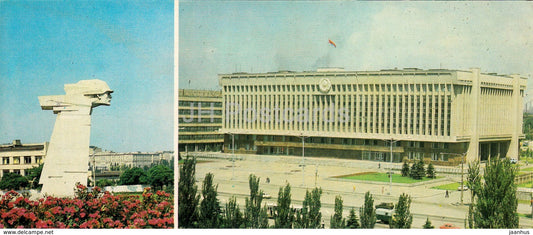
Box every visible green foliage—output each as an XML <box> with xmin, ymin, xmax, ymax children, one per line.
<box><xmin>146</xmin><ymin>165</ymin><xmax>173</xmax><ymax>191</ymax></box>
<box><xmin>96</xmin><ymin>179</ymin><xmax>114</xmax><ymax>187</ymax></box>
<box><xmin>178</xmin><ymin>156</ymin><xmax>200</xmax><ymax>228</ymax></box>
<box><xmin>295</xmin><ymin>187</ymin><xmax>323</xmax><ymax>229</ymax></box>
<box><xmin>467</xmin><ymin>203</ymin><xmax>474</xmax><ymax>229</ymax></box>
<box><xmin>472</xmin><ymin>158</ymin><xmax>519</xmax><ymax>228</ymax></box>
<box><xmin>330</xmin><ymin>195</ymin><xmax>345</xmax><ymax>229</ymax></box>
<box><xmin>345</xmin><ymin>207</ymin><xmax>360</xmax><ymax>229</ymax></box>
<box><xmin>426</xmin><ymin>162</ymin><xmax>436</xmax><ymax>178</ymax></box>
<box><xmin>410</xmin><ymin>160</ymin><xmax>425</xmax><ymax>180</ymax></box>
<box><xmin>24</xmin><ymin>164</ymin><xmax>43</xmax><ymax>189</ymax></box>
<box><xmin>390</xmin><ymin>193</ymin><xmax>413</xmax><ymax>229</ymax></box>
<box><xmin>259</xmin><ymin>206</ymin><xmax>269</xmax><ymax>228</ymax></box>
<box><xmin>0</xmin><ymin>172</ymin><xmax>28</xmax><ymax>190</ymax></box>
<box><xmin>359</xmin><ymin>191</ymin><xmax>376</xmax><ymax>228</ymax></box>
<box><xmin>118</xmin><ymin>167</ymin><xmax>147</xmax><ymax>185</ymax></box>
<box><xmin>401</xmin><ymin>161</ymin><xmax>410</xmax><ymax>177</ymax></box>
<box><xmin>199</xmin><ymin>173</ymin><xmax>222</xmax><ymax>228</ymax></box>
<box><xmin>524</xmin><ymin>114</ymin><xmax>533</xmax><ymax>140</ymax></box>
<box><xmin>467</xmin><ymin>161</ymin><xmax>482</xmax><ymax>201</ymax></box>
<box><xmin>274</xmin><ymin>183</ymin><xmax>294</xmax><ymax>228</ymax></box>
<box><xmin>223</xmin><ymin>196</ymin><xmax>244</xmax><ymax>228</ymax></box>
<box><xmin>423</xmin><ymin>217</ymin><xmax>434</xmax><ymax>229</ymax></box>
<box><xmin>244</xmin><ymin>174</ymin><xmax>267</xmax><ymax>228</ymax></box>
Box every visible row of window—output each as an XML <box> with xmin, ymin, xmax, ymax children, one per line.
<box><xmin>2</xmin><ymin>156</ymin><xmax>43</xmax><ymax>165</ymax></box>
<box><xmin>224</xmin><ymin>83</ymin><xmax>454</xmax><ymax>94</ymax></box>
<box><xmin>178</xmin><ymin>126</ymin><xmax>221</xmax><ymax>132</ymax></box>
<box><xmin>178</xmin><ymin>134</ymin><xmax>223</xmax><ymax>140</ymax></box>
<box><xmin>178</xmin><ymin>101</ymin><xmax>223</xmax><ymax>107</ymax></box>
<box><xmin>178</xmin><ymin>109</ymin><xmax>223</xmax><ymax>115</ymax></box>
<box><xmin>233</xmin><ymin>134</ymin><xmax>453</xmax><ymax>149</ymax></box>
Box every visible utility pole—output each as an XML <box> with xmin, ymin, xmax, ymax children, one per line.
<box><xmin>441</xmin><ymin>152</ymin><xmax>467</xmax><ymax>204</ymax></box>
<box><xmin>229</xmin><ymin>132</ymin><xmax>235</xmax><ymax>180</ymax></box>
<box><xmin>383</xmin><ymin>138</ymin><xmax>400</xmax><ymax>195</ymax></box>
<box><xmin>298</xmin><ymin>133</ymin><xmax>308</xmax><ymax>187</ymax></box>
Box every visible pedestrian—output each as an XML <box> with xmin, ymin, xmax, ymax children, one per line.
<box><xmin>378</xmin><ymin>163</ymin><xmax>381</xmax><ymax>169</ymax></box>
<box><xmin>353</xmin><ymin>185</ymin><xmax>356</xmax><ymax>192</ymax></box>
<box><xmin>445</xmin><ymin>190</ymin><xmax>449</xmax><ymax>198</ymax></box>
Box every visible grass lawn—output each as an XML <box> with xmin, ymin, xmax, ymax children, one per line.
<box><xmin>518</xmin><ymin>181</ymin><xmax>533</xmax><ymax>188</ymax></box>
<box><xmin>340</xmin><ymin>172</ymin><xmax>437</xmax><ymax>184</ymax></box>
<box><xmin>521</xmin><ymin>167</ymin><xmax>533</xmax><ymax>172</ymax></box>
<box><xmin>432</xmin><ymin>182</ymin><xmax>461</xmax><ymax>190</ymax></box>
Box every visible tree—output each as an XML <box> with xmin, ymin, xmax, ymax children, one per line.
<box><xmin>410</xmin><ymin>160</ymin><xmax>425</xmax><ymax>180</ymax></box>
<box><xmin>199</xmin><ymin>173</ymin><xmax>222</xmax><ymax>228</ymax></box>
<box><xmin>244</xmin><ymin>174</ymin><xmax>267</xmax><ymax>228</ymax></box>
<box><xmin>345</xmin><ymin>208</ymin><xmax>360</xmax><ymax>229</ymax></box>
<box><xmin>274</xmin><ymin>183</ymin><xmax>294</xmax><ymax>228</ymax></box>
<box><xmin>330</xmin><ymin>195</ymin><xmax>346</xmax><ymax>229</ymax></box>
<box><xmin>466</xmin><ymin>161</ymin><xmax>481</xmax><ymax>229</ymax></box>
<box><xmin>426</xmin><ymin>162</ymin><xmax>436</xmax><ymax>178</ymax></box>
<box><xmin>467</xmin><ymin>161</ymin><xmax>482</xmax><ymax>201</ymax></box>
<box><xmin>472</xmin><ymin>158</ymin><xmax>519</xmax><ymax>228</ymax></box>
<box><xmin>25</xmin><ymin>164</ymin><xmax>43</xmax><ymax>189</ymax></box>
<box><xmin>423</xmin><ymin>217</ymin><xmax>434</xmax><ymax>229</ymax></box>
<box><xmin>295</xmin><ymin>187</ymin><xmax>323</xmax><ymax>229</ymax></box>
<box><xmin>401</xmin><ymin>160</ymin><xmax>410</xmax><ymax>177</ymax></box>
<box><xmin>223</xmin><ymin>196</ymin><xmax>244</xmax><ymax>228</ymax></box>
<box><xmin>118</xmin><ymin>167</ymin><xmax>147</xmax><ymax>185</ymax></box>
<box><xmin>390</xmin><ymin>193</ymin><xmax>413</xmax><ymax>229</ymax></box>
<box><xmin>0</xmin><ymin>172</ymin><xmax>28</xmax><ymax>190</ymax></box>
<box><xmin>178</xmin><ymin>156</ymin><xmax>200</xmax><ymax>228</ymax></box>
<box><xmin>359</xmin><ymin>191</ymin><xmax>376</xmax><ymax>228</ymax></box>
<box><xmin>146</xmin><ymin>164</ymin><xmax>173</xmax><ymax>191</ymax></box>
<box><xmin>96</xmin><ymin>179</ymin><xmax>114</xmax><ymax>187</ymax></box>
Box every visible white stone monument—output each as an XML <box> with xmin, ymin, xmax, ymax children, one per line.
<box><xmin>38</xmin><ymin>79</ymin><xmax>112</xmax><ymax>197</ymax></box>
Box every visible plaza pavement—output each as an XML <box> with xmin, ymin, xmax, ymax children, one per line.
<box><xmin>188</xmin><ymin>152</ymin><xmax>533</xmax><ymax>229</ymax></box>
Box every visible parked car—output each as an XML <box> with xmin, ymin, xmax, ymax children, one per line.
<box><xmin>457</xmin><ymin>185</ymin><xmax>468</xmax><ymax>191</ymax></box>
<box><xmin>510</xmin><ymin>158</ymin><xmax>518</xmax><ymax>164</ymax></box>
<box><xmin>440</xmin><ymin>223</ymin><xmax>460</xmax><ymax>229</ymax></box>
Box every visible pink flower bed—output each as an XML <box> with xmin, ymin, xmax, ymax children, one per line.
<box><xmin>0</xmin><ymin>184</ymin><xmax>173</xmax><ymax>229</ymax></box>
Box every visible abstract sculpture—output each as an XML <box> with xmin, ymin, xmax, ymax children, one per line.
<box><xmin>38</xmin><ymin>79</ymin><xmax>112</xmax><ymax>197</ymax></box>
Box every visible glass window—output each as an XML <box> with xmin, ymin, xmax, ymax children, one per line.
<box><xmin>2</xmin><ymin>157</ymin><xmax>9</xmax><ymax>165</ymax></box>
<box><xmin>24</xmin><ymin>156</ymin><xmax>31</xmax><ymax>164</ymax></box>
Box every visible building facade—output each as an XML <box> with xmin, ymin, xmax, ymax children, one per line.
<box><xmin>219</xmin><ymin>68</ymin><xmax>526</xmax><ymax>164</ymax></box>
<box><xmin>178</xmin><ymin>89</ymin><xmax>224</xmax><ymax>153</ymax></box>
<box><xmin>0</xmin><ymin>140</ymin><xmax>48</xmax><ymax>178</ymax></box>
<box><xmin>89</xmin><ymin>147</ymin><xmax>173</xmax><ymax>171</ymax></box>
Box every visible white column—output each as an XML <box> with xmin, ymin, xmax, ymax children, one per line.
<box><xmin>467</xmin><ymin>68</ymin><xmax>481</xmax><ymax>162</ymax></box>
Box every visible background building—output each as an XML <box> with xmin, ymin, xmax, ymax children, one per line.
<box><xmin>0</xmin><ymin>140</ymin><xmax>47</xmax><ymax>178</ymax></box>
<box><xmin>178</xmin><ymin>89</ymin><xmax>223</xmax><ymax>153</ymax></box>
<box><xmin>89</xmin><ymin>147</ymin><xmax>173</xmax><ymax>171</ymax></box>
<box><xmin>219</xmin><ymin>68</ymin><xmax>526</xmax><ymax>164</ymax></box>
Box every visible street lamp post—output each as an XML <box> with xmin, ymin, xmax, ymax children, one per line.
<box><xmin>229</xmin><ymin>132</ymin><xmax>235</xmax><ymax>180</ymax></box>
<box><xmin>298</xmin><ymin>133</ymin><xmax>308</xmax><ymax>187</ymax></box>
<box><xmin>383</xmin><ymin>138</ymin><xmax>400</xmax><ymax>195</ymax></box>
<box><xmin>441</xmin><ymin>152</ymin><xmax>467</xmax><ymax>204</ymax></box>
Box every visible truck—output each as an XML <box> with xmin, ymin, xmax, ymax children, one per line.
<box><xmin>375</xmin><ymin>202</ymin><xmax>394</xmax><ymax>224</ymax></box>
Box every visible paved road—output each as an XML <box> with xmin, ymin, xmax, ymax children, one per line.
<box><xmin>188</xmin><ymin>152</ymin><xmax>533</xmax><ymax>229</ymax></box>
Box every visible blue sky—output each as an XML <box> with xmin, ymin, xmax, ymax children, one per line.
<box><xmin>0</xmin><ymin>1</ymin><xmax>173</xmax><ymax>152</ymax></box>
<box><xmin>179</xmin><ymin>1</ymin><xmax>533</xmax><ymax>94</ymax></box>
